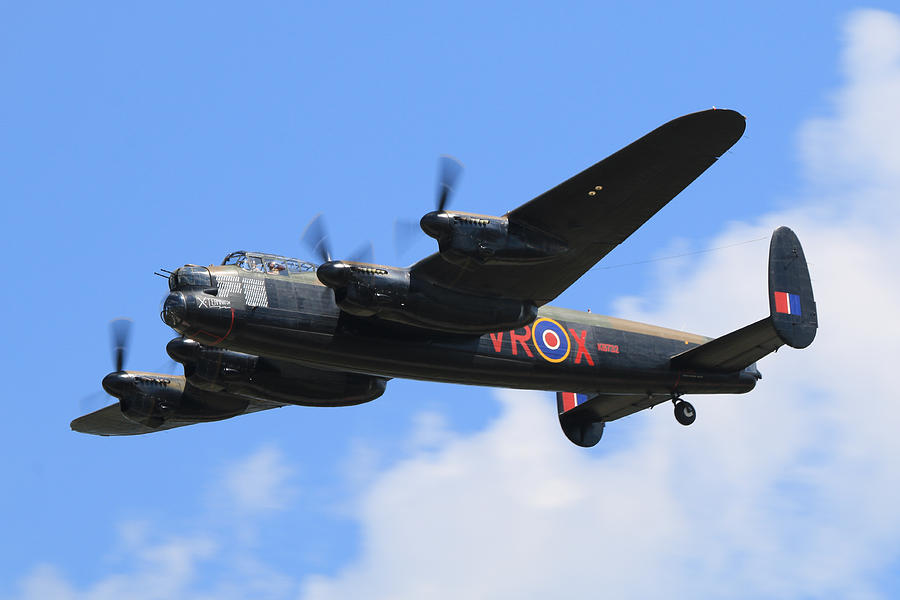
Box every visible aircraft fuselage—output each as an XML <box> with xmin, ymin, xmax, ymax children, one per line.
<box><xmin>161</xmin><ymin>266</ymin><xmax>757</xmax><ymax>397</ymax></box>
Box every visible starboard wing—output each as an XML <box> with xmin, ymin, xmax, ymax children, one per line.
<box><xmin>411</xmin><ymin>109</ymin><xmax>746</xmax><ymax>305</ymax></box>
<box><xmin>70</xmin><ymin>394</ymin><xmax>286</xmax><ymax>437</ymax></box>
<box><xmin>70</xmin><ymin>402</ymin><xmax>192</xmax><ymax>436</ymax></box>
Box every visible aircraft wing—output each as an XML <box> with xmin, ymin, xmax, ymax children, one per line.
<box><xmin>70</xmin><ymin>394</ymin><xmax>285</xmax><ymax>437</ymax></box>
<box><xmin>71</xmin><ymin>403</ymin><xmax>195</xmax><ymax>436</ymax></box>
<box><xmin>411</xmin><ymin>109</ymin><xmax>745</xmax><ymax>305</ymax></box>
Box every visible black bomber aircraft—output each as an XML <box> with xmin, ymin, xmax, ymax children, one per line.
<box><xmin>72</xmin><ymin>109</ymin><xmax>817</xmax><ymax>447</ymax></box>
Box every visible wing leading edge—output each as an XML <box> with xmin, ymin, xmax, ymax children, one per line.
<box><xmin>411</xmin><ymin>109</ymin><xmax>746</xmax><ymax>304</ymax></box>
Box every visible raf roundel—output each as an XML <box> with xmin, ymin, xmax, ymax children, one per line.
<box><xmin>531</xmin><ymin>318</ymin><xmax>571</xmax><ymax>363</ymax></box>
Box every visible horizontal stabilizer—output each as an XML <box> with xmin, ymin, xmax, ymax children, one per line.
<box><xmin>557</xmin><ymin>391</ymin><xmax>671</xmax><ymax>446</ymax></box>
<box><xmin>671</xmin><ymin>226</ymin><xmax>817</xmax><ymax>373</ymax></box>
<box><xmin>670</xmin><ymin>317</ymin><xmax>781</xmax><ymax>371</ymax></box>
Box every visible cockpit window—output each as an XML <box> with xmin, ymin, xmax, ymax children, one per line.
<box><xmin>222</xmin><ymin>251</ymin><xmax>317</xmax><ymax>274</ymax></box>
<box><xmin>222</xmin><ymin>252</ymin><xmax>245</xmax><ymax>266</ymax></box>
<box><xmin>266</xmin><ymin>260</ymin><xmax>287</xmax><ymax>275</ymax></box>
<box><xmin>245</xmin><ymin>255</ymin><xmax>265</xmax><ymax>272</ymax></box>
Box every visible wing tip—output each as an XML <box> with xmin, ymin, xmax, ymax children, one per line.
<box><xmin>70</xmin><ymin>403</ymin><xmax>148</xmax><ymax>436</ymax></box>
<box><xmin>674</xmin><ymin>107</ymin><xmax>747</xmax><ymax>156</ymax></box>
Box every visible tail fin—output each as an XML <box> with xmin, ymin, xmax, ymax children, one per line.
<box><xmin>768</xmin><ymin>226</ymin><xmax>817</xmax><ymax>348</ymax></box>
<box><xmin>556</xmin><ymin>392</ymin><xmax>606</xmax><ymax>447</ymax></box>
<box><xmin>671</xmin><ymin>226</ymin><xmax>818</xmax><ymax>372</ymax></box>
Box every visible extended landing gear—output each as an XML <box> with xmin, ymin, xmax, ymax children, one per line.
<box><xmin>673</xmin><ymin>399</ymin><xmax>696</xmax><ymax>426</ymax></box>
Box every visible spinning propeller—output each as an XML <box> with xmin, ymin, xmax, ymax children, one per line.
<box><xmin>301</xmin><ymin>213</ymin><xmax>333</xmax><ymax>263</ymax></box>
<box><xmin>395</xmin><ymin>155</ymin><xmax>464</xmax><ymax>257</ymax></box>
<box><xmin>436</xmin><ymin>155</ymin><xmax>464</xmax><ymax>213</ymax></box>
<box><xmin>79</xmin><ymin>318</ymin><xmax>133</xmax><ymax>412</ymax></box>
<box><xmin>110</xmin><ymin>317</ymin><xmax>132</xmax><ymax>373</ymax></box>
<box><xmin>301</xmin><ymin>213</ymin><xmax>375</xmax><ymax>266</ymax></box>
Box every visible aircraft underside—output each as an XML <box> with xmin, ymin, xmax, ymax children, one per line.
<box><xmin>73</xmin><ymin>109</ymin><xmax>817</xmax><ymax>445</ymax></box>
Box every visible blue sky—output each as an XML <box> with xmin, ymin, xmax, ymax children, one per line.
<box><xmin>3</xmin><ymin>2</ymin><xmax>900</xmax><ymax>598</ymax></box>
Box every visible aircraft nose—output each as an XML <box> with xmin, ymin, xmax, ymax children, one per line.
<box><xmin>161</xmin><ymin>292</ymin><xmax>186</xmax><ymax>327</ymax></box>
<box><xmin>101</xmin><ymin>371</ymin><xmax>131</xmax><ymax>398</ymax></box>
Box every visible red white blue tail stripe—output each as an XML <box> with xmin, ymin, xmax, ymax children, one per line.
<box><xmin>558</xmin><ymin>392</ymin><xmax>590</xmax><ymax>413</ymax></box>
<box><xmin>774</xmin><ymin>291</ymin><xmax>801</xmax><ymax>316</ymax></box>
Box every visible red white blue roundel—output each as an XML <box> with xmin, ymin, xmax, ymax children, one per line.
<box><xmin>531</xmin><ymin>318</ymin><xmax>571</xmax><ymax>363</ymax></box>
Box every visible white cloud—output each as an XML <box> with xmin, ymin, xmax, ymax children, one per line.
<box><xmin>406</xmin><ymin>410</ymin><xmax>456</xmax><ymax>452</ymax></box>
<box><xmin>6</xmin><ymin>446</ymin><xmax>303</xmax><ymax>600</ymax></box>
<box><xmin>801</xmin><ymin>10</ymin><xmax>900</xmax><ymax>204</ymax></box>
<box><xmin>15</xmin><ymin>566</ymin><xmax>75</xmax><ymax>600</ymax></box>
<box><xmin>12</xmin><ymin>531</ymin><xmax>217</xmax><ymax>600</ymax></box>
<box><xmin>300</xmin><ymin>9</ymin><xmax>900</xmax><ymax>600</ymax></box>
<box><xmin>219</xmin><ymin>444</ymin><xmax>296</xmax><ymax>513</ymax></box>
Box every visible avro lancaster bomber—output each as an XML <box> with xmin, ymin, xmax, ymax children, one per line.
<box><xmin>72</xmin><ymin>109</ymin><xmax>817</xmax><ymax>447</ymax></box>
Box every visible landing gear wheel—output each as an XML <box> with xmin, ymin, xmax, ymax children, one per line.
<box><xmin>674</xmin><ymin>401</ymin><xmax>696</xmax><ymax>426</ymax></box>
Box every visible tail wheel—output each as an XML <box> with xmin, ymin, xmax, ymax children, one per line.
<box><xmin>674</xmin><ymin>400</ymin><xmax>696</xmax><ymax>426</ymax></box>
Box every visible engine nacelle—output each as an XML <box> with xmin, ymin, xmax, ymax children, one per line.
<box><xmin>118</xmin><ymin>377</ymin><xmax>183</xmax><ymax>428</ymax></box>
<box><xmin>166</xmin><ymin>337</ymin><xmax>388</xmax><ymax>406</ymax></box>
<box><xmin>419</xmin><ymin>211</ymin><xmax>567</xmax><ymax>266</ymax></box>
<box><xmin>166</xmin><ymin>337</ymin><xmax>255</xmax><ymax>392</ymax></box>
<box><xmin>400</xmin><ymin>277</ymin><xmax>538</xmax><ymax>333</ymax></box>
<box><xmin>103</xmin><ymin>370</ymin><xmax>246</xmax><ymax>428</ymax></box>
<box><xmin>316</xmin><ymin>261</ymin><xmax>536</xmax><ymax>334</ymax></box>
<box><xmin>316</xmin><ymin>262</ymin><xmax>409</xmax><ymax>318</ymax></box>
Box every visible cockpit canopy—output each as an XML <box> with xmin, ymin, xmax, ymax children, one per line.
<box><xmin>221</xmin><ymin>251</ymin><xmax>317</xmax><ymax>275</ymax></box>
